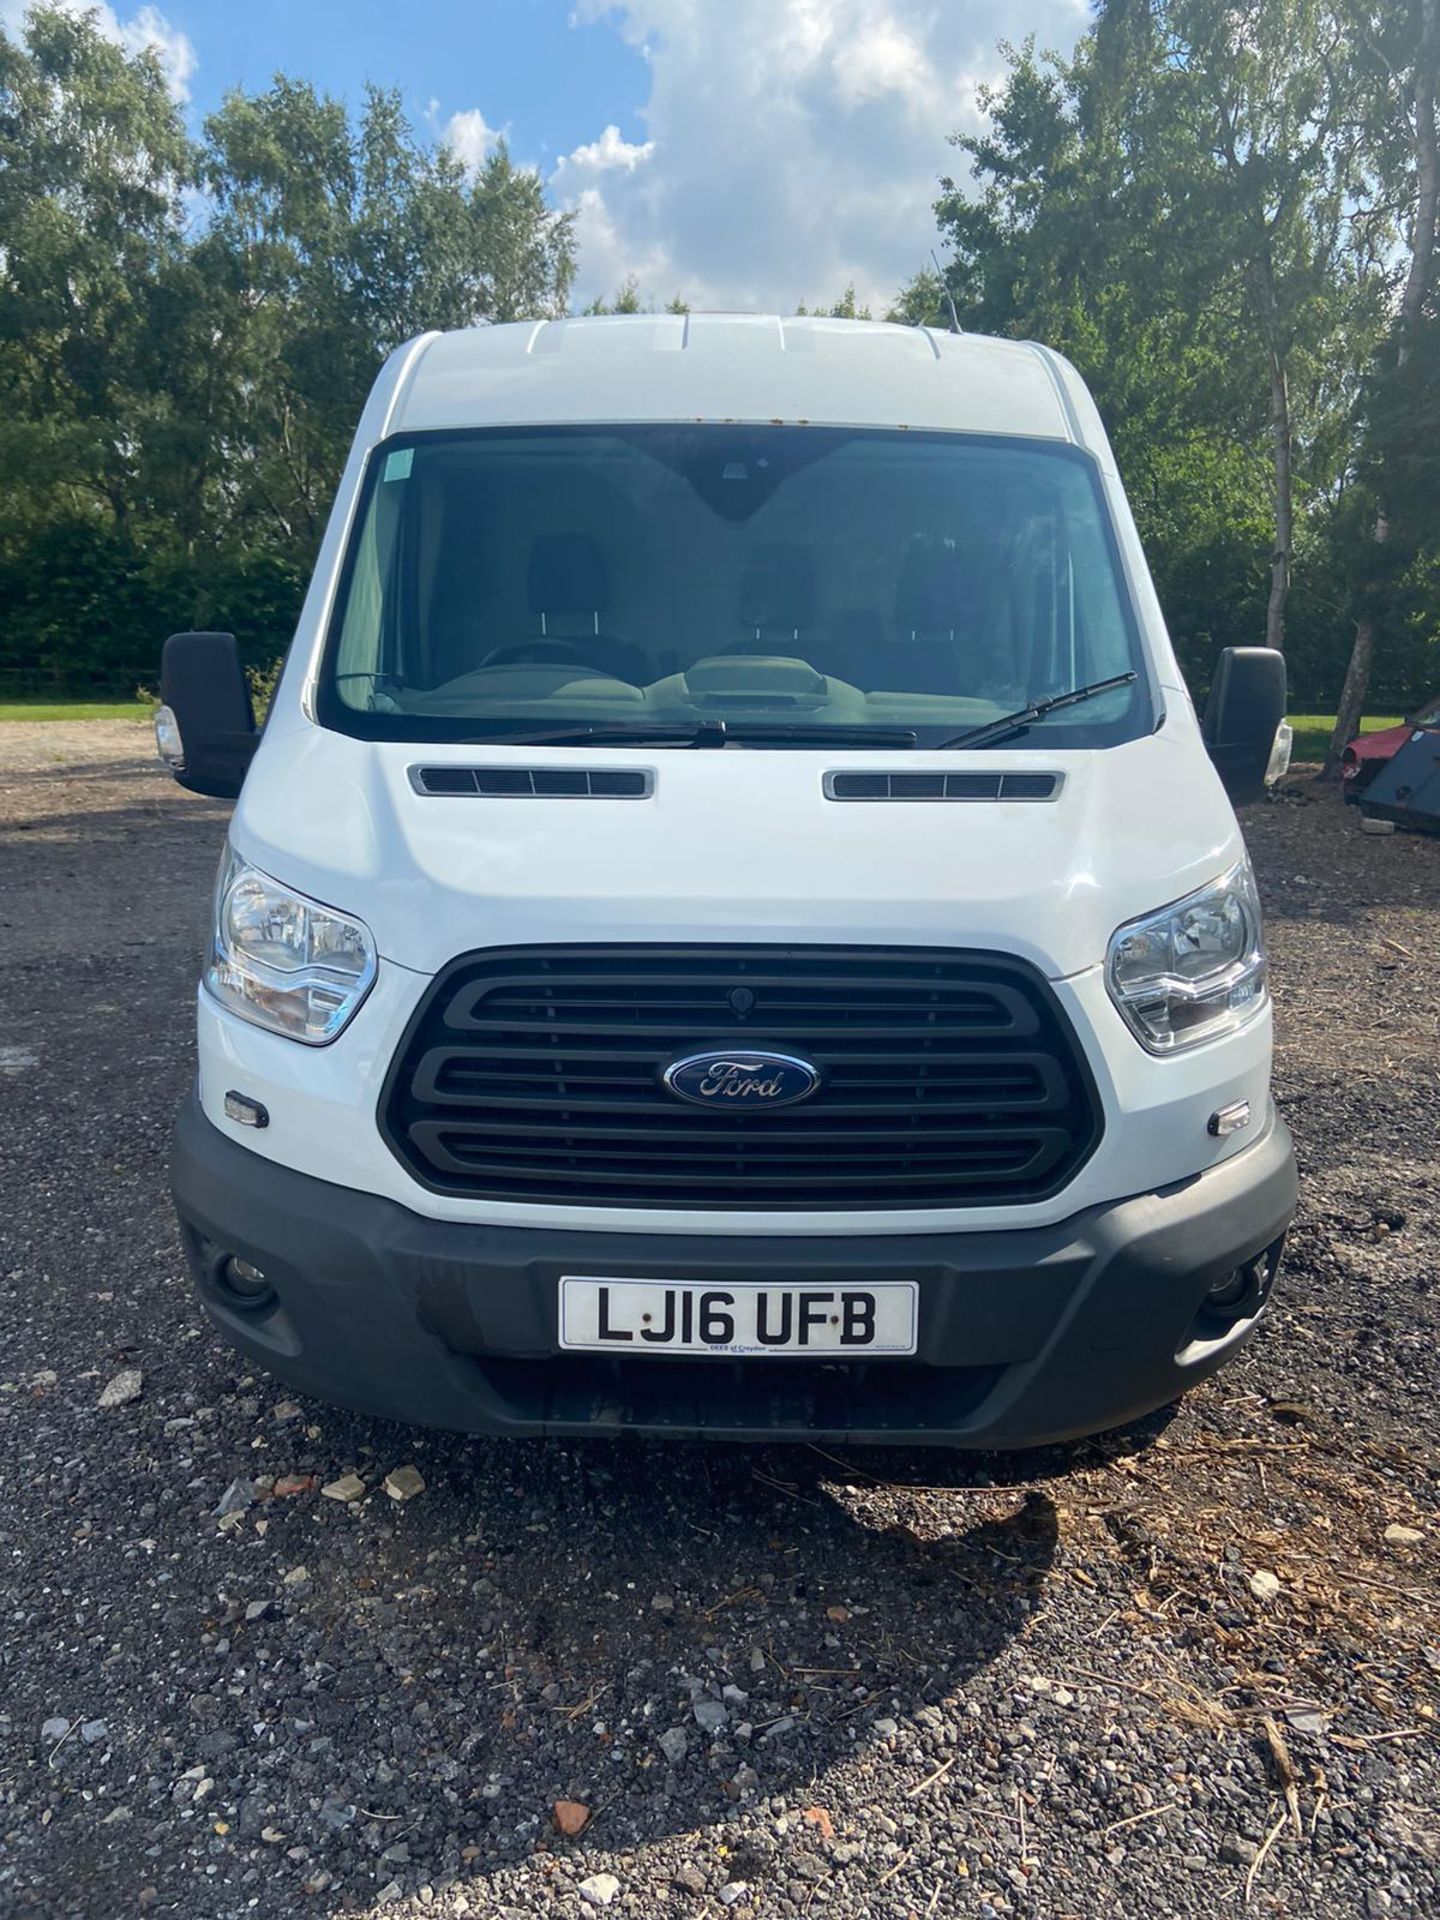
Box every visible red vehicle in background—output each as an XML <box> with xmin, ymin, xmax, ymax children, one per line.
<box><xmin>1341</xmin><ymin>693</ymin><xmax>1440</xmax><ymax>800</ymax></box>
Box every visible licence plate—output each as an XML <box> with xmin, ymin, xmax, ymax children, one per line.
<box><xmin>558</xmin><ymin>1278</ymin><xmax>919</xmax><ymax>1357</ymax></box>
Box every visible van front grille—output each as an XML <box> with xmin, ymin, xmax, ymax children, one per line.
<box><xmin>380</xmin><ymin>945</ymin><xmax>1101</xmax><ymax>1210</ymax></box>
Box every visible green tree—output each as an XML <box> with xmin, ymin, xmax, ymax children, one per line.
<box><xmin>0</xmin><ymin>11</ymin><xmax>576</xmax><ymax>689</ymax></box>
<box><xmin>584</xmin><ymin>274</ymin><xmax>643</xmax><ymax>314</ymax></box>
<box><xmin>583</xmin><ymin>279</ymin><xmax>691</xmax><ymax>314</ymax></box>
<box><xmin>1126</xmin><ymin>0</ymin><xmax>1386</xmax><ymax>652</ymax></box>
<box><xmin>796</xmin><ymin>285</ymin><xmax>874</xmax><ymax>318</ymax></box>
<box><xmin>202</xmin><ymin>83</ymin><xmax>575</xmax><ymax>546</ymax></box>
<box><xmin>1328</xmin><ymin>0</ymin><xmax>1440</xmax><ymax>764</ymax></box>
<box><xmin>0</xmin><ymin>4</ymin><xmax>192</xmax><ymax>533</ymax></box>
<box><xmin>905</xmin><ymin>5</ymin><xmax>1396</xmax><ymax>696</ymax></box>
<box><xmin>909</xmin><ymin>34</ymin><xmax>1275</xmax><ymax>682</ymax></box>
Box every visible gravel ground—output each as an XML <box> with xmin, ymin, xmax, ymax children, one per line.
<box><xmin>1</xmin><ymin>722</ymin><xmax>1437</xmax><ymax>1920</ymax></box>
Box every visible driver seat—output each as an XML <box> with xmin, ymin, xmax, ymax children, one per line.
<box><xmin>526</xmin><ymin>533</ymin><xmax>648</xmax><ymax>684</ymax></box>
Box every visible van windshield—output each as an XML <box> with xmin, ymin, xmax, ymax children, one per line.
<box><xmin>318</xmin><ymin>426</ymin><xmax>1150</xmax><ymax>749</ymax></box>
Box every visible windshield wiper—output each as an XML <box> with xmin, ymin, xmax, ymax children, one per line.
<box><xmin>447</xmin><ymin>719</ymin><xmax>918</xmax><ymax>749</ymax></box>
<box><xmin>458</xmin><ymin>721</ymin><xmax>734</xmax><ymax>747</ymax></box>
<box><xmin>937</xmin><ymin>672</ymin><xmax>1139</xmax><ymax>751</ymax></box>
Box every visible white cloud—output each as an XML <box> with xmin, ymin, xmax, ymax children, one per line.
<box><xmin>443</xmin><ymin>106</ymin><xmax>501</xmax><ymax>176</ymax></box>
<box><xmin>831</xmin><ymin>16</ymin><xmax>935</xmax><ymax>110</ymax></box>
<box><xmin>549</xmin><ymin>123</ymin><xmax>661</xmax><ymax>304</ymax></box>
<box><xmin>562</xmin><ymin>0</ymin><xmax>1087</xmax><ymax>313</ymax></box>
<box><xmin>561</xmin><ymin>123</ymin><xmax>655</xmax><ymax>174</ymax></box>
<box><xmin>0</xmin><ymin>0</ymin><xmax>197</xmax><ymax>100</ymax></box>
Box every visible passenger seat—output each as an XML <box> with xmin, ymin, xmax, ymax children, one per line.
<box><xmin>526</xmin><ymin>533</ymin><xmax>650</xmax><ymax>684</ymax></box>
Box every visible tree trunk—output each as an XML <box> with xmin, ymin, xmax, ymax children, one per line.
<box><xmin>1324</xmin><ymin>0</ymin><xmax>1439</xmax><ymax>774</ymax></box>
<box><xmin>1330</xmin><ymin>614</ymin><xmax>1376</xmax><ymax>773</ymax></box>
<box><xmin>1265</xmin><ymin>349</ymin><xmax>1292</xmax><ymax>651</ymax></box>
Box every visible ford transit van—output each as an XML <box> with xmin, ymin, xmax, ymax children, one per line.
<box><xmin>158</xmin><ymin>314</ymin><xmax>1297</xmax><ymax>1446</ymax></box>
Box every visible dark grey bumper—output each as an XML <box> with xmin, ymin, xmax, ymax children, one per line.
<box><xmin>171</xmin><ymin>1091</ymin><xmax>1297</xmax><ymax>1447</ymax></box>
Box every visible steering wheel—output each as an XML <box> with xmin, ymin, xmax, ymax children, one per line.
<box><xmin>476</xmin><ymin>639</ymin><xmax>611</xmax><ymax>672</ymax></box>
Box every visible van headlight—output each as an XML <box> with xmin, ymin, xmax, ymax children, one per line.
<box><xmin>1106</xmin><ymin>860</ymin><xmax>1267</xmax><ymax>1053</ymax></box>
<box><xmin>204</xmin><ymin>849</ymin><xmax>377</xmax><ymax>1044</ymax></box>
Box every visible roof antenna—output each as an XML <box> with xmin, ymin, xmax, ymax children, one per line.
<box><xmin>931</xmin><ymin>250</ymin><xmax>962</xmax><ymax>334</ymax></box>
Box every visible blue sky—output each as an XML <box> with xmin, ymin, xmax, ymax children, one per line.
<box><xmin>179</xmin><ymin>1</ymin><xmax>652</xmax><ymax>173</ymax></box>
<box><xmin>3</xmin><ymin>1</ymin><xmax>1091</xmax><ymax>311</ymax></box>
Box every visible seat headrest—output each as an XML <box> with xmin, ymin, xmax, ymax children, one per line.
<box><xmin>737</xmin><ymin>544</ymin><xmax>816</xmax><ymax>633</ymax></box>
<box><xmin>895</xmin><ymin>537</ymin><xmax>965</xmax><ymax>633</ymax></box>
<box><xmin>528</xmin><ymin>533</ymin><xmax>609</xmax><ymax>616</ymax></box>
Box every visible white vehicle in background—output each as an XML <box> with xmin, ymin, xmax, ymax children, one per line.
<box><xmin>155</xmin><ymin>314</ymin><xmax>1295</xmax><ymax>1446</ymax></box>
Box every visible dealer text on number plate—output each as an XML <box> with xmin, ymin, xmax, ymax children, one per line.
<box><xmin>558</xmin><ymin>1278</ymin><xmax>919</xmax><ymax>1356</ymax></box>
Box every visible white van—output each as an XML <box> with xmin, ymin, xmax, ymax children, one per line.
<box><xmin>157</xmin><ymin>314</ymin><xmax>1296</xmax><ymax>1446</ymax></box>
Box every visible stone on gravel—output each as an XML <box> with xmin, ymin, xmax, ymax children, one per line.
<box><xmin>1286</xmin><ymin>1708</ymin><xmax>1330</xmax><ymax>1735</ymax></box>
<box><xmin>80</xmin><ymin>1719</ymin><xmax>108</xmax><ymax>1744</ymax></box>
<box><xmin>272</xmin><ymin>1474</ymin><xmax>314</xmax><ymax>1497</ymax></box>
<box><xmin>1248</xmin><ymin>1569</ymin><xmax>1282</xmax><ymax>1602</ymax></box>
<box><xmin>658</xmin><ymin>1726</ymin><xmax>689</xmax><ymax>1765</ymax></box>
<box><xmin>718</xmin><ymin>1883</ymin><xmax>749</xmax><ymax>1906</ymax></box>
<box><xmin>1383</xmin><ymin>1523</ymin><xmax>1424</xmax><ymax>1546</ymax></box>
<box><xmin>552</xmin><ymin>1798</ymin><xmax>590</xmax><ymax>1836</ymax></box>
<box><xmin>215</xmin><ymin>1477</ymin><xmax>257</xmax><ymax>1515</ymax></box>
<box><xmin>693</xmin><ymin>1698</ymin><xmax>728</xmax><ymax>1734</ymax></box>
<box><xmin>383</xmin><ymin>1464</ymin><xmax>425</xmax><ymax>1502</ymax></box>
<box><xmin>578</xmin><ymin>1873</ymin><xmax>621</xmax><ymax>1907</ymax></box>
<box><xmin>1220</xmin><ymin>1834</ymin><xmax>1260</xmax><ymax>1867</ymax></box>
<box><xmin>320</xmin><ymin>1472</ymin><xmax>366</xmax><ymax>1503</ymax></box>
<box><xmin>873</xmin><ymin>1716</ymin><xmax>899</xmax><ymax>1738</ymax></box>
<box><xmin>97</xmin><ymin>1367</ymin><xmax>142</xmax><ymax>1408</ymax></box>
<box><xmin>40</xmin><ymin>1716</ymin><xmax>70</xmax><ymax>1742</ymax></box>
<box><xmin>281</xmin><ymin>1564</ymin><xmax>311</xmax><ymax>1587</ymax></box>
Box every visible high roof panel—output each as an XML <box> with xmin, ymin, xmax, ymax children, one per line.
<box><xmin>389</xmin><ymin>315</ymin><xmax>1077</xmax><ymax>444</ymax></box>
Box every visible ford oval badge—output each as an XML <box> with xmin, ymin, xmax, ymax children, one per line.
<box><xmin>663</xmin><ymin>1050</ymin><xmax>821</xmax><ymax>1110</ymax></box>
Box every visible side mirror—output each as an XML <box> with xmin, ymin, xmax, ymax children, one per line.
<box><xmin>158</xmin><ymin>632</ymin><xmax>257</xmax><ymax>799</ymax></box>
<box><xmin>1202</xmin><ymin>646</ymin><xmax>1287</xmax><ymax>807</ymax></box>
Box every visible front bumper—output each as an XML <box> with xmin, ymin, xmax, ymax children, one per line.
<box><xmin>171</xmin><ymin>1091</ymin><xmax>1297</xmax><ymax>1447</ymax></box>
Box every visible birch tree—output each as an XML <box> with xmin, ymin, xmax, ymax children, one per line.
<box><xmin>1327</xmin><ymin>0</ymin><xmax>1440</xmax><ymax>766</ymax></box>
<box><xmin>1137</xmin><ymin>0</ymin><xmax>1380</xmax><ymax>653</ymax></box>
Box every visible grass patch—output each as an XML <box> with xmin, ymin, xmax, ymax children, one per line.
<box><xmin>1287</xmin><ymin>712</ymin><xmax>1402</xmax><ymax>762</ymax></box>
<box><xmin>0</xmin><ymin>700</ymin><xmax>152</xmax><ymax>723</ymax></box>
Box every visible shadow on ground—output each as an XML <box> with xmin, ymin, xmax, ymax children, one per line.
<box><xmin>192</xmin><ymin>1408</ymin><xmax>1166</xmax><ymax>1910</ymax></box>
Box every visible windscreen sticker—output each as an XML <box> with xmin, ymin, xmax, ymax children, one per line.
<box><xmin>382</xmin><ymin>447</ymin><xmax>414</xmax><ymax>483</ymax></box>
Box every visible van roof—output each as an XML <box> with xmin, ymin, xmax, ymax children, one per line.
<box><xmin>385</xmin><ymin>315</ymin><xmax>1088</xmax><ymax>447</ymax></box>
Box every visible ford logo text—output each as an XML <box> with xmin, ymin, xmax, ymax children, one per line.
<box><xmin>663</xmin><ymin>1051</ymin><xmax>822</xmax><ymax>1109</ymax></box>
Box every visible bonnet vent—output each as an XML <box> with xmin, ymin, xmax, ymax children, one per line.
<box><xmin>824</xmin><ymin>770</ymin><xmax>1062</xmax><ymax>802</ymax></box>
<box><xmin>410</xmin><ymin>766</ymin><xmax>653</xmax><ymax>799</ymax></box>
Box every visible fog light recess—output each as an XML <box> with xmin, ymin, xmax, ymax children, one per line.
<box><xmin>1193</xmin><ymin>1235</ymin><xmax>1285</xmax><ymax>1338</ymax></box>
<box><xmin>217</xmin><ymin>1254</ymin><xmax>277</xmax><ymax>1312</ymax></box>
<box><xmin>1204</xmin><ymin>1269</ymin><xmax>1253</xmax><ymax>1313</ymax></box>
